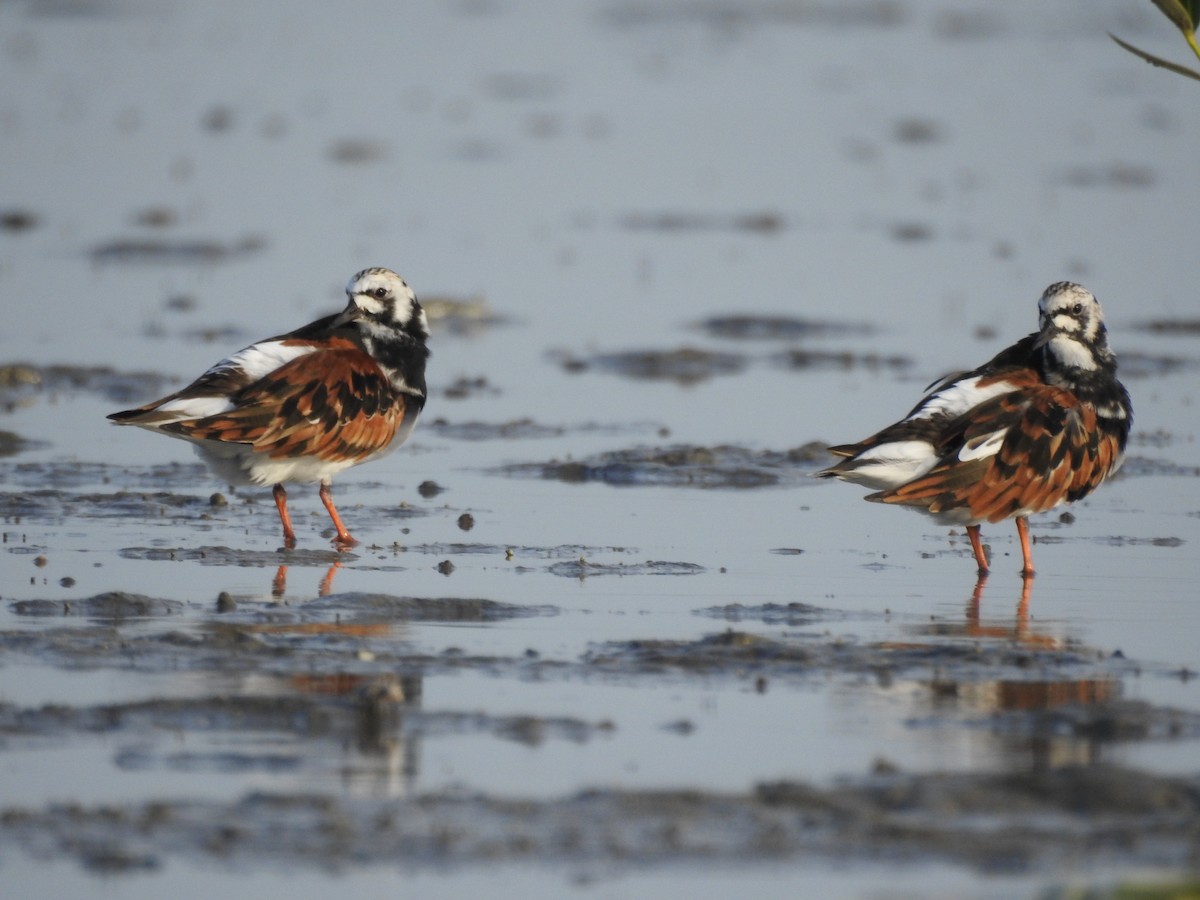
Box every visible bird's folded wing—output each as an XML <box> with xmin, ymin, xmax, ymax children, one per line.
<box><xmin>872</xmin><ymin>383</ymin><xmax>1121</xmax><ymax>522</ymax></box>
<box><xmin>163</xmin><ymin>348</ymin><xmax>405</xmax><ymax>461</ymax></box>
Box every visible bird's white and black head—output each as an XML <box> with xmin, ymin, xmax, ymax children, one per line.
<box><xmin>1035</xmin><ymin>281</ymin><xmax>1131</xmax><ymax>428</ymax></box>
<box><xmin>344</xmin><ymin>267</ymin><xmax>429</xmax><ymax>342</ymax></box>
<box><xmin>1036</xmin><ymin>282</ymin><xmax>1114</xmax><ymax>376</ymax></box>
<box><xmin>340</xmin><ymin>267</ymin><xmax>430</xmax><ymax>398</ymax></box>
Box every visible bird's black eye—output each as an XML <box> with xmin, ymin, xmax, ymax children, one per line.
<box><xmin>1072</xmin><ymin>302</ymin><xmax>1083</xmax><ymax>314</ymax></box>
<box><xmin>373</xmin><ymin>287</ymin><xmax>388</xmax><ymax>300</ymax></box>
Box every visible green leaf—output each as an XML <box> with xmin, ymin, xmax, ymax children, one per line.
<box><xmin>1110</xmin><ymin>31</ymin><xmax>1200</xmax><ymax>81</ymax></box>
<box><xmin>1152</xmin><ymin>0</ymin><xmax>1196</xmax><ymax>34</ymax></box>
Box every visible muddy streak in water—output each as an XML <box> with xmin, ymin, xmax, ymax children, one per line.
<box><xmin>2</xmin><ymin>764</ymin><xmax>1197</xmax><ymax>874</ymax></box>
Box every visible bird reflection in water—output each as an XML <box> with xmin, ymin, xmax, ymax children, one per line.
<box><xmin>915</xmin><ymin>574</ymin><xmax>1122</xmax><ymax>769</ymax></box>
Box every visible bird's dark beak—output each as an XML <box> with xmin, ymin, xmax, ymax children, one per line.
<box><xmin>333</xmin><ymin>298</ymin><xmax>364</xmax><ymax>327</ymax></box>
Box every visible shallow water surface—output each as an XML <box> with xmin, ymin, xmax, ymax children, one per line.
<box><xmin>2</xmin><ymin>1</ymin><xmax>1200</xmax><ymax>897</ymax></box>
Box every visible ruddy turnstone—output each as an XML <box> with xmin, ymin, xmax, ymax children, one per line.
<box><xmin>109</xmin><ymin>267</ymin><xmax>429</xmax><ymax>548</ymax></box>
<box><xmin>817</xmin><ymin>282</ymin><xmax>1131</xmax><ymax>576</ymax></box>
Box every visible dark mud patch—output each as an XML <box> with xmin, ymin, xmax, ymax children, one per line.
<box><xmin>89</xmin><ymin>235</ymin><xmax>266</xmax><ymax>264</ymax></box>
<box><xmin>553</xmin><ymin>345</ymin><xmax>916</xmax><ymax>382</ymax></box>
<box><xmin>0</xmin><ymin>430</ymin><xmax>42</xmax><ymax>458</ymax></box>
<box><xmin>697</xmin><ymin>602</ymin><xmax>865</xmax><ymax>626</ymax></box>
<box><xmin>9</xmin><ymin>592</ymin><xmax>183</xmax><ymax>620</ymax></box>
<box><xmin>301</xmin><ymin>592</ymin><xmax>555</xmax><ymax>623</ymax></box>
<box><xmin>3</xmin><ymin>763</ymin><xmax>1196</xmax><ymax>873</ymax></box>
<box><xmin>425</xmin><ymin>417</ymin><xmax>651</xmax><ymax>441</ymax></box>
<box><xmin>1114</xmin><ymin>351</ymin><xmax>1200</xmax><ymax>379</ymax></box>
<box><xmin>427</xmin><ymin>417</ymin><xmax>568</xmax><ymax>440</ymax></box>
<box><xmin>1119</xmin><ymin>455</ymin><xmax>1200</xmax><ymax>478</ymax></box>
<box><xmin>0</xmin><ymin>461</ymin><xmax>210</xmax><ymax>491</ymax></box>
<box><xmin>548</xmin><ymin>559</ymin><xmax>703</xmax><ymax>578</ymax></box>
<box><xmin>601</xmin><ymin>1</ymin><xmax>907</xmax><ymax>29</ymax></box>
<box><xmin>696</xmin><ymin>314</ymin><xmax>872</xmax><ymax>341</ymax></box>
<box><xmin>119</xmin><ymin>546</ymin><xmax>357</xmax><ymax>568</ymax></box>
<box><xmin>421</xmin><ymin>294</ymin><xmax>513</xmax><ymax>337</ymax></box>
<box><xmin>0</xmin><ymin>600</ymin><xmax>558</xmax><ymax>676</ymax></box>
<box><xmin>0</xmin><ymin>363</ymin><xmax>176</xmax><ymax>409</ymax></box>
<box><xmin>326</xmin><ymin>138</ymin><xmax>390</xmax><ymax>165</ymax></box>
<box><xmin>619</xmin><ymin>210</ymin><xmax>783</xmax><ymax>233</ymax></box>
<box><xmin>1034</xmin><ymin>534</ymin><xmax>1185</xmax><ymax>549</ymax></box>
<box><xmin>554</xmin><ymin>346</ymin><xmax>747</xmax><ymax>384</ymax></box>
<box><xmin>178</xmin><ymin>324</ymin><xmax>251</xmax><ymax>345</ymax></box>
<box><xmin>584</xmin><ymin>629</ymin><xmax>1139</xmax><ymax>683</ymax></box>
<box><xmin>400</xmin><ymin>542</ymin><xmax>632</xmax><ymax>559</ymax></box>
<box><xmin>771</xmin><ymin>347</ymin><xmax>913</xmax><ymax>372</ymax></box>
<box><xmin>1132</xmin><ymin>319</ymin><xmax>1200</xmax><ymax>335</ymax></box>
<box><xmin>495</xmin><ymin>443</ymin><xmax>829</xmax><ymax>489</ymax></box>
<box><xmin>1052</xmin><ymin>163</ymin><xmax>1156</xmax><ymax>190</ymax></box>
<box><xmin>2</xmin><ymin>489</ymin><xmax>214</xmax><ymax>524</ymax></box>
<box><xmin>0</xmin><ymin>209</ymin><xmax>38</xmax><ymax>232</ymax></box>
<box><xmin>440</xmin><ymin>374</ymin><xmax>499</xmax><ymax>400</ymax></box>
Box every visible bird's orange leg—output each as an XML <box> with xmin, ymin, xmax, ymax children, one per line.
<box><xmin>1015</xmin><ymin>516</ymin><xmax>1035</xmax><ymax>577</ymax></box>
<box><xmin>319</xmin><ymin>482</ymin><xmax>357</xmax><ymax>547</ymax></box>
<box><xmin>966</xmin><ymin>524</ymin><xmax>989</xmax><ymax>575</ymax></box>
<box><xmin>273</xmin><ymin>484</ymin><xmax>297</xmax><ymax>549</ymax></box>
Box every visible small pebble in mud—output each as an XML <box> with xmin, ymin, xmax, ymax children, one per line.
<box><xmin>457</xmin><ymin>513</ymin><xmax>475</xmax><ymax>532</ymax></box>
<box><xmin>59</xmin><ymin>577</ymin><xmax>75</xmax><ymax>588</ymax></box>
<box><xmin>0</xmin><ymin>209</ymin><xmax>38</xmax><ymax>232</ymax></box>
<box><xmin>135</xmin><ymin>207</ymin><xmax>178</xmax><ymax>229</ymax></box>
<box><xmin>34</xmin><ymin>556</ymin><xmax>47</xmax><ymax>568</ymax></box>
<box><xmin>209</xmin><ymin>492</ymin><xmax>228</xmax><ymax>508</ymax></box>
<box><xmin>505</xmin><ymin>548</ymin><xmax>515</xmax><ymax>560</ymax></box>
<box><xmin>755</xmin><ymin>676</ymin><xmax>768</xmax><ymax>694</ymax></box>
<box><xmin>216</xmin><ymin>592</ymin><xmax>237</xmax><ymax>613</ymax></box>
<box><xmin>437</xmin><ymin>560</ymin><xmax>455</xmax><ymax>576</ymax></box>
<box><xmin>418</xmin><ymin>480</ymin><xmax>443</xmax><ymax>498</ymax></box>
<box><xmin>872</xmin><ymin>757</ymin><xmax>901</xmax><ymax>775</ymax></box>
<box><xmin>1059</xmin><ymin>510</ymin><xmax>1076</xmax><ymax>524</ymax></box>
<box><xmin>164</xmin><ymin>294</ymin><xmax>197</xmax><ymax>313</ymax></box>
<box><xmin>201</xmin><ymin>106</ymin><xmax>234</xmax><ymax>133</ymax></box>
<box><xmin>444</xmin><ymin>375</ymin><xmax>494</xmax><ymax>399</ymax></box>
<box><xmin>974</xmin><ymin>324</ymin><xmax>999</xmax><ymax>340</ymax></box>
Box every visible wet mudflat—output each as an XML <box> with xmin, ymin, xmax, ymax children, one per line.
<box><xmin>4</xmin><ymin>1</ymin><xmax>1200</xmax><ymax>898</ymax></box>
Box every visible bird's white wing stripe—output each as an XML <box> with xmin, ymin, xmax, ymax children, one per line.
<box><xmin>832</xmin><ymin>440</ymin><xmax>939</xmax><ymax>490</ymax></box>
<box><xmin>957</xmin><ymin>429</ymin><xmax>1007</xmax><ymax>462</ymax></box>
<box><xmin>146</xmin><ymin>341</ymin><xmax>317</xmax><ymax>423</ymax></box>
<box><xmin>907</xmin><ymin>375</ymin><xmax>1014</xmax><ymax>422</ymax></box>
<box><xmin>156</xmin><ymin>395</ymin><xmax>235</xmax><ymax>419</ymax></box>
<box><xmin>219</xmin><ymin>340</ymin><xmax>317</xmax><ymax>382</ymax></box>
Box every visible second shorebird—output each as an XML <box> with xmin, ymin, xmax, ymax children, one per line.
<box><xmin>817</xmin><ymin>282</ymin><xmax>1132</xmax><ymax>576</ymax></box>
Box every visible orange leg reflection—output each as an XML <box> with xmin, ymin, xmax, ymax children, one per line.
<box><xmin>271</xmin><ymin>561</ymin><xmax>342</xmax><ymax>598</ymax></box>
<box><xmin>966</xmin><ymin>572</ymin><xmax>1043</xmax><ymax>647</ymax></box>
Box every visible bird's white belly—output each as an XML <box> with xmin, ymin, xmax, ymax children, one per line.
<box><xmin>190</xmin><ymin>441</ymin><xmax>363</xmax><ymax>486</ymax></box>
